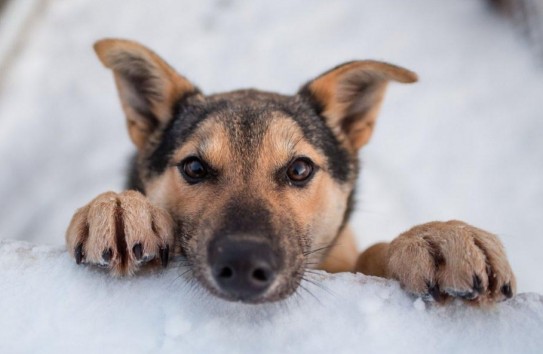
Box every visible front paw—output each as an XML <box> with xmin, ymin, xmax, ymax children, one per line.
<box><xmin>388</xmin><ymin>220</ymin><xmax>516</xmax><ymax>304</ymax></box>
<box><xmin>65</xmin><ymin>191</ymin><xmax>174</xmax><ymax>276</ymax></box>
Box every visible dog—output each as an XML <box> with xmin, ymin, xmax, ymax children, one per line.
<box><xmin>66</xmin><ymin>39</ymin><xmax>516</xmax><ymax>305</ymax></box>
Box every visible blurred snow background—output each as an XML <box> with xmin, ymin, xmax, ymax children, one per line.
<box><xmin>0</xmin><ymin>0</ymin><xmax>542</xmax><ymax>297</ymax></box>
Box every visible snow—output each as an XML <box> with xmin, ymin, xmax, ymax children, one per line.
<box><xmin>0</xmin><ymin>0</ymin><xmax>543</xmax><ymax>351</ymax></box>
<box><xmin>1</xmin><ymin>240</ymin><xmax>542</xmax><ymax>354</ymax></box>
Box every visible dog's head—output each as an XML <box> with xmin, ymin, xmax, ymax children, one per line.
<box><xmin>94</xmin><ymin>39</ymin><xmax>417</xmax><ymax>303</ymax></box>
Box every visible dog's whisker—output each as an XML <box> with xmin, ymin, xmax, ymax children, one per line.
<box><xmin>176</xmin><ymin>267</ymin><xmax>193</xmax><ymax>279</ymax></box>
<box><xmin>289</xmin><ymin>287</ymin><xmax>304</xmax><ymax>310</ymax></box>
<box><xmin>298</xmin><ymin>283</ymin><xmax>322</xmax><ymax>305</ymax></box>
<box><xmin>301</xmin><ymin>275</ymin><xmax>328</xmax><ymax>291</ymax></box>
<box><xmin>297</xmin><ymin>269</ymin><xmax>337</xmax><ymax>298</ymax></box>
<box><xmin>303</xmin><ymin>269</ymin><xmax>324</xmax><ymax>276</ymax></box>
<box><xmin>303</xmin><ymin>244</ymin><xmax>335</xmax><ymax>256</ymax></box>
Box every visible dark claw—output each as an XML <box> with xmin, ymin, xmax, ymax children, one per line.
<box><xmin>159</xmin><ymin>245</ymin><xmax>169</xmax><ymax>268</ymax></box>
<box><xmin>102</xmin><ymin>248</ymin><xmax>113</xmax><ymax>263</ymax></box>
<box><xmin>473</xmin><ymin>274</ymin><xmax>484</xmax><ymax>293</ymax></box>
<box><xmin>455</xmin><ymin>290</ymin><xmax>478</xmax><ymax>300</ymax></box>
<box><xmin>427</xmin><ymin>282</ymin><xmax>443</xmax><ymax>302</ymax></box>
<box><xmin>443</xmin><ymin>287</ymin><xmax>477</xmax><ymax>300</ymax></box>
<box><xmin>133</xmin><ymin>243</ymin><xmax>143</xmax><ymax>260</ymax></box>
<box><xmin>501</xmin><ymin>283</ymin><xmax>513</xmax><ymax>298</ymax></box>
<box><xmin>75</xmin><ymin>244</ymin><xmax>84</xmax><ymax>265</ymax></box>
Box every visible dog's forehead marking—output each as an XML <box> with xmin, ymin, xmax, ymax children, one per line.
<box><xmin>171</xmin><ymin>117</ymin><xmax>233</xmax><ymax>168</ymax></box>
<box><xmin>171</xmin><ymin>110</ymin><xmax>326</xmax><ymax>176</ymax></box>
<box><xmin>258</xmin><ymin>115</ymin><xmax>326</xmax><ymax>167</ymax></box>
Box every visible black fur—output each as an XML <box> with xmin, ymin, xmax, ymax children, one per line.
<box><xmin>145</xmin><ymin>96</ymin><xmax>228</xmax><ymax>176</ymax></box>
<box><xmin>289</xmin><ymin>94</ymin><xmax>356</xmax><ymax>183</ymax></box>
<box><xmin>126</xmin><ymin>153</ymin><xmax>144</xmax><ymax>192</ymax></box>
<box><xmin>213</xmin><ymin>198</ymin><xmax>280</xmax><ymax>255</ymax></box>
<box><xmin>340</xmin><ymin>188</ymin><xmax>356</xmax><ymax>233</ymax></box>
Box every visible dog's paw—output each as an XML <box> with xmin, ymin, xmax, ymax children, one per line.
<box><xmin>388</xmin><ymin>220</ymin><xmax>516</xmax><ymax>305</ymax></box>
<box><xmin>66</xmin><ymin>191</ymin><xmax>174</xmax><ymax>276</ymax></box>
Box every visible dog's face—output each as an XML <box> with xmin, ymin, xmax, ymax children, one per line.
<box><xmin>94</xmin><ymin>39</ymin><xmax>416</xmax><ymax>303</ymax></box>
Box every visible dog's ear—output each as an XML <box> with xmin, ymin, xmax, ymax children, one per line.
<box><xmin>94</xmin><ymin>39</ymin><xmax>200</xmax><ymax>149</ymax></box>
<box><xmin>299</xmin><ymin>61</ymin><xmax>417</xmax><ymax>150</ymax></box>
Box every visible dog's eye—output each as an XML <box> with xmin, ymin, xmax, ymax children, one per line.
<box><xmin>286</xmin><ymin>158</ymin><xmax>314</xmax><ymax>185</ymax></box>
<box><xmin>179</xmin><ymin>157</ymin><xmax>208</xmax><ymax>183</ymax></box>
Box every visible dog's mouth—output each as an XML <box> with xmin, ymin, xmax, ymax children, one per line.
<box><xmin>196</xmin><ymin>266</ymin><xmax>304</xmax><ymax>304</ymax></box>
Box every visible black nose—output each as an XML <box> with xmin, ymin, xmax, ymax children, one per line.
<box><xmin>208</xmin><ymin>238</ymin><xmax>278</xmax><ymax>301</ymax></box>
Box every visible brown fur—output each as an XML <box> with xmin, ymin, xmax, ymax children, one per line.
<box><xmin>66</xmin><ymin>39</ymin><xmax>516</xmax><ymax>305</ymax></box>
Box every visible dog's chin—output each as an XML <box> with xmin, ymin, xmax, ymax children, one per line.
<box><xmin>193</xmin><ymin>270</ymin><xmax>302</xmax><ymax>304</ymax></box>
<box><xmin>209</xmin><ymin>291</ymin><xmax>279</xmax><ymax>304</ymax></box>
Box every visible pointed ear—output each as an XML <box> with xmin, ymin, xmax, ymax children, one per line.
<box><xmin>94</xmin><ymin>38</ymin><xmax>200</xmax><ymax>149</ymax></box>
<box><xmin>299</xmin><ymin>61</ymin><xmax>417</xmax><ymax>150</ymax></box>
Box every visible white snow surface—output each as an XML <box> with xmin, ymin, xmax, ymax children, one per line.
<box><xmin>1</xmin><ymin>240</ymin><xmax>543</xmax><ymax>354</ymax></box>
<box><xmin>0</xmin><ymin>0</ymin><xmax>543</xmax><ymax>351</ymax></box>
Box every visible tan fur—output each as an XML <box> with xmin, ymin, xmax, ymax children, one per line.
<box><xmin>355</xmin><ymin>242</ymin><xmax>389</xmax><ymax>278</ymax></box>
<box><xmin>66</xmin><ymin>190</ymin><xmax>174</xmax><ymax>276</ymax></box>
<box><xmin>319</xmin><ymin>226</ymin><xmax>359</xmax><ymax>273</ymax></box>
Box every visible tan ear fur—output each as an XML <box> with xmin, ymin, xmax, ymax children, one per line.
<box><xmin>302</xmin><ymin>61</ymin><xmax>417</xmax><ymax>150</ymax></box>
<box><xmin>94</xmin><ymin>38</ymin><xmax>199</xmax><ymax>149</ymax></box>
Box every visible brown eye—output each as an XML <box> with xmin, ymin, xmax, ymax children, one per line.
<box><xmin>179</xmin><ymin>157</ymin><xmax>208</xmax><ymax>183</ymax></box>
<box><xmin>286</xmin><ymin>158</ymin><xmax>314</xmax><ymax>185</ymax></box>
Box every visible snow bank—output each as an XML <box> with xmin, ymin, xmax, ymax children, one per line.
<box><xmin>1</xmin><ymin>240</ymin><xmax>542</xmax><ymax>354</ymax></box>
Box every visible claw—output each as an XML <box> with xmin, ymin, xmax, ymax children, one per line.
<box><xmin>159</xmin><ymin>245</ymin><xmax>169</xmax><ymax>268</ymax></box>
<box><xmin>141</xmin><ymin>255</ymin><xmax>153</xmax><ymax>262</ymax></box>
<box><xmin>427</xmin><ymin>282</ymin><xmax>444</xmax><ymax>302</ymax></box>
<box><xmin>133</xmin><ymin>243</ymin><xmax>143</xmax><ymax>260</ymax></box>
<box><xmin>75</xmin><ymin>244</ymin><xmax>84</xmax><ymax>265</ymax></box>
<box><xmin>501</xmin><ymin>283</ymin><xmax>513</xmax><ymax>298</ymax></box>
<box><xmin>473</xmin><ymin>274</ymin><xmax>484</xmax><ymax>294</ymax></box>
<box><xmin>441</xmin><ymin>275</ymin><xmax>484</xmax><ymax>301</ymax></box>
<box><xmin>102</xmin><ymin>248</ymin><xmax>113</xmax><ymax>263</ymax></box>
<box><xmin>447</xmin><ymin>289</ymin><xmax>478</xmax><ymax>300</ymax></box>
